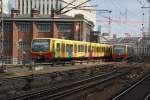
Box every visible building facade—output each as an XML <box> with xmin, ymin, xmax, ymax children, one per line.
<box><xmin>1</xmin><ymin>9</ymin><xmax>93</xmax><ymax>64</ymax></box>
<box><xmin>0</xmin><ymin>0</ymin><xmax>11</xmax><ymax>14</ymax></box>
<box><xmin>15</xmin><ymin>0</ymin><xmax>96</xmax><ymax>25</ymax></box>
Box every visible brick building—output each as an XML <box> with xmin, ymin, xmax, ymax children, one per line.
<box><xmin>1</xmin><ymin>9</ymin><xmax>94</xmax><ymax>64</ymax></box>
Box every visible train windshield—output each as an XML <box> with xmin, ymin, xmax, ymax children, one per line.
<box><xmin>32</xmin><ymin>39</ymin><xmax>50</xmax><ymax>52</ymax></box>
<box><xmin>114</xmin><ymin>47</ymin><xmax>124</xmax><ymax>54</ymax></box>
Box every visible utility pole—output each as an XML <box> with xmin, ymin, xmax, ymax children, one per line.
<box><xmin>148</xmin><ymin>4</ymin><xmax>150</xmax><ymax>36</ymax></box>
<box><xmin>141</xmin><ymin>0</ymin><xmax>150</xmax><ymax>36</ymax></box>
<box><xmin>0</xmin><ymin>0</ymin><xmax>4</xmax><ymax>72</ymax></box>
<box><xmin>141</xmin><ymin>0</ymin><xmax>150</xmax><ymax>57</ymax></box>
<box><xmin>108</xmin><ymin>16</ymin><xmax>112</xmax><ymax>38</ymax></box>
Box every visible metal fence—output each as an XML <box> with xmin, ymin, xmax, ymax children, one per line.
<box><xmin>0</xmin><ymin>56</ymin><xmax>31</xmax><ymax>65</ymax></box>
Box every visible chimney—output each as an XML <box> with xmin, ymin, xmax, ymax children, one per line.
<box><xmin>31</xmin><ymin>8</ymin><xmax>40</xmax><ymax>18</ymax></box>
<box><xmin>11</xmin><ymin>8</ymin><xmax>20</xmax><ymax>18</ymax></box>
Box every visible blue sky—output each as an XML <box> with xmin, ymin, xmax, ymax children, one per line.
<box><xmin>9</xmin><ymin>0</ymin><xmax>149</xmax><ymax>37</ymax></box>
<box><xmin>91</xmin><ymin>0</ymin><xmax>150</xmax><ymax>37</ymax></box>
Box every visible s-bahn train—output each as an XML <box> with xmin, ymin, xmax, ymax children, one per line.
<box><xmin>31</xmin><ymin>38</ymin><xmax>134</xmax><ymax>63</ymax></box>
<box><xmin>112</xmin><ymin>44</ymin><xmax>134</xmax><ymax>60</ymax></box>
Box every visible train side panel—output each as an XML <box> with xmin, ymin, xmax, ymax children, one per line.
<box><xmin>31</xmin><ymin>38</ymin><xmax>113</xmax><ymax>62</ymax></box>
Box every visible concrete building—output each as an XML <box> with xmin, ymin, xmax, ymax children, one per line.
<box><xmin>15</xmin><ymin>0</ymin><xmax>96</xmax><ymax>24</ymax></box>
<box><xmin>0</xmin><ymin>0</ymin><xmax>11</xmax><ymax>14</ymax></box>
<box><xmin>1</xmin><ymin>9</ymin><xmax>94</xmax><ymax>64</ymax></box>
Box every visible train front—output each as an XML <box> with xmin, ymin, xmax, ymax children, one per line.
<box><xmin>31</xmin><ymin>39</ymin><xmax>54</xmax><ymax>62</ymax></box>
<box><xmin>112</xmin><ymin>45</ymin><xmax>128</xmax><ymax>60</ymax></box>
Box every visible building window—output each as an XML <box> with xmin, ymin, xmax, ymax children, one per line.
<box><xmin>51</xmin><ymin>0</ymin><xmax>53</xmax><ymax>9</ymax></box>
<box><xmin>22</xmin><ymin>0</ymin><xmax>24</xmax><ymax>14</ymax></box>
<box><xmin>19</xmin><ymin>22</ymin><xmax>32</xmax><ymax>33</ymax></box>
<box><xmin>47</xmin><ymin>4</ymin><xmax>49</xmax><ymax>14</ymax></box>
<box><xmin>18</xmin><ymin>41</ymin><xmax>30</xmax><ymax>50</ymax></box>
<box><xmin>26</xmin><ymin>0</ymin><xmax>28</xmax><ymax>14</ymax></box>
<box><xmin>31</xmin><ymin>0</ymin><xmax>32</xmax><ymax>9</ymax></box>
<box><xmin>56</xmin><ymin>0</ymin><xmax>58</xmax><ymax>11</ymax></box>
<box><xmin>18</xmin><ymin>0</ymin><xmax>20</xmax><ymax>10</ymax></box>
<box><xmin>58</xmin><ymin>23</ymin><xmax>72</xmax><ymax>33</ymax></box>
<box><xmin>4</xmin><ymin>22</ymin><xmax>11</xmax><ymax>32</ymax></box>
<box><xmin>3</xmin><ymin>40</ymin><xmax>11</xmax><ymax>50</ymax></box>
<box><xmin>43</xmin><ymin>4</ymin><xmax>45</xmax><ymax>15</ymax></box>
<box><xmin>37</xmin><ymin>22</ymin><xmax>51</xmax><ymax>32</ymax></box>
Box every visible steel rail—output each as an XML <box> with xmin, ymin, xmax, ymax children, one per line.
<box><xmin>5</xmin><ymin>71</ymin><xmax>119</xmax><ymax>100</ymax></box>
<box><xmin>112</xmin><ymin>73</ymin><xmax>150</xmax><ymax>100</ymax></box>
<box><xmin>38</xmin><ymin>73</ymin><xmax>121</xmax><ymax>100</ymax></box>
<box><xmin>5</xmin><ymin>67</ymin><xmax>136</xmax><ymax>100</ymax></box>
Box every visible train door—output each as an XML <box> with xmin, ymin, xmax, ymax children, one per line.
<box><xmin>56</xmin><ymin>41</ymin><xmax>61</xmax><ymax>59</ymax></box>
<box><xmin>66</xmin><ymin>44</ymin><xmax>73</xmax><ymax>58</ymax></box>
<box><xmin>51</xmin><ymin>40</ymin><xmax>55</xmax><ymax>59</ymax></box>
<box><xmin>85</xmin><ymin>44</ymin><xmax>88</xmax><ymax>57</ymax></box>
<box><xmin>88</xmin><ymin>45</ymin><xmax>91</xmax><ymax>58</ymax></box>
<box><xmin>61</xmin><ymin>42</ymin><xmax>66</xmax><ymax>58</ymax></box>
<box><xmin>74</xmin><ymin>43</ymin><xmax>77</xmax><ymax>58</ymax></box>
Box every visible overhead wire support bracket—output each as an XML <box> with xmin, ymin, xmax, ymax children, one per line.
<box><xmin>60</xmin><ymin>0</ymin><xmax>91</xmax><ymax>14</ymax></box>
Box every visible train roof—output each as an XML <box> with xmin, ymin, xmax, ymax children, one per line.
<box><xmin>112</xmin><ymin>44</ymin><xmax>134</xmax><ymax>48</ymax></box>
<box><xmin>32</xmin><ymin>38</ymin><xmax>112</xmax><ymax>47</ymax></box>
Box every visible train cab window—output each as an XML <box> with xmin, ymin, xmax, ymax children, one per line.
<box><xmin>57</xmin><ymin>43</ymin><xmax>60</xmax><ymax>52</ymax></box>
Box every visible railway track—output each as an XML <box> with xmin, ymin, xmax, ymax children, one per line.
<box><xmin>112</xmin><ymin>73</ymin><xmax>150</xmax><ymax>100</ymax></box>
<box><xmin>5</xmin><ymin>67</ymin><xmax>136</xmax><ymax>100</ymax></box>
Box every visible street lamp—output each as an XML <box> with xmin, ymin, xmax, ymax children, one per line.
<box><xmin>17</xmin><ymin>39</ymin><xmax>24</xmax><ymax>64</ymax></box>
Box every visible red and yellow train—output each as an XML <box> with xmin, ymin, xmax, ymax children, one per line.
<box><xmin>31</xmin><ymin>38</ymin><xmax>134</xmax><ymax>63</ymax></box>
<box><xmin>112</xmin><ymin>44</ymin><xmax>134</xmax><ymax>60</ymax></box>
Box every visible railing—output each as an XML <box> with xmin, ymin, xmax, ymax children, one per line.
<box><xmin>0</xmin><ymin>56</ymin><xmax>31</xmax><ymax>65</ymax></box>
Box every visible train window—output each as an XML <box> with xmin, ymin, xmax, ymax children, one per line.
<box><xmin>88</xmin><ymin>46</ymin><xmax>91</xmax><ymax>52</ymax></box>
<box><xmin>93</xmin><ymin>46</ymin><xmax>95</xmax><ymax>52</ymax></box>
<box><xmin>78</xmin><ymin>45</ymin><xmax>80</xmax><ymax>52</ymax></box>
<box><xmin>85</xmin><ymin>45</ymin><xmax>87</xmax><ymax>53</ymax></box>
<box><xmin>57</xmin><ymin>43</ymin><xmax>60</xmax><ymax>52</ymax></box>
<box><xmin>99</xmin><ymin>47</ymin><xmax>101</xmax><ymax>52</ymax></box>
<box><xmin>52</xmin><ymin>40</ymin><xmax>55</xmax><ymax>52</ymax></box>
<box><xmin>102</xmin><ymin>47</ymin><xmax>104</xmax><ymax>52</ymax></box>
<box><xmin>70</xmin><ymin>44</ymin><xmax>73</xmax><ymax>52</ymax></box>
<box><xmin>74</xmin><ymin>44</ymin><xmax>77</xmax><ymax>52</ymax></box>
<box><xmin>105</xmin><ymin>48</ymin><xmax>107</xmax><ymax>52</ymax></box>
<box><xmin>81</xmin><ymin>45</ymin><xmax>84</xmax><ymax>52</ymax></box>
<box><xmin>61</xmin><ymin>43</ymin><xmax>65</xmax><ymax>52</ymax></box>
<box><xmin>104</xmin><ymin>47</ymin><xmax>106</xmax><ymax>52</ymax></box>
<box><xmin>66</xmin><ymin>44</ymin><xmax>69</xmax><ymax>52</ymax></box>
<box><xmin>97</xmin><ymin>47</ymin><xmax>99</xmax><ymax>52</ymax></box>
<box><xmin>92</xmin><ymin>46</ymin><xmax>94</xmax><ymax>52</ymax></box>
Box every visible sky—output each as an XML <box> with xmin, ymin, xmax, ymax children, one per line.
<box><xmin>90</xmin><ymin>0</ymin><xmax>150</xmax><ymax>37</ymax></box>
<box><xmin>9</xmin><ymin>0</ymin><xmax>150</xmax><ymax>37</ymax></box>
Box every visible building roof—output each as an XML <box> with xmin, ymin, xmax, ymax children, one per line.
<box><xmin>0</xmin><ymin>14</ymin><xmax>94</xmax><ymax>26</ymax></box>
